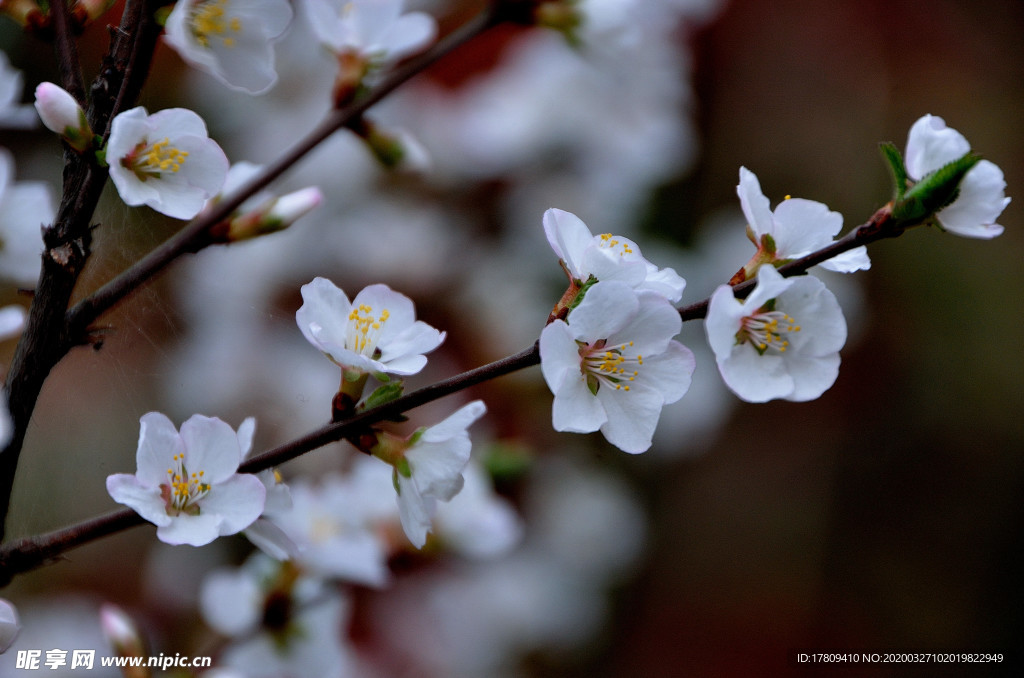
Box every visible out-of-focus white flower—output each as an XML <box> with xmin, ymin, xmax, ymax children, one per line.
<box><xmin>374</xmin><ymin>400</ymin><xmax>487</xmax><ymax>548</ymax></box>
<box><xmin>304</xmin><ymin>0</ymin><xmax>437</xmax><ymax>63</ymax></box>
<box><xmin>706</xmin><ymin>265</ymin><xmax>847</xmax><ymax>403</ymax></box>
<box><xmin>544</xmin><ymin>208</ymin><xmax>687</xmax><ymax>302</ymax></box>
<box><xmin>106</xmin><ymin>106</ymin><xmax>229</xmax><ymax>219</ymax></box>
<box><xmin>33</xmin><ymin>82</ymin><xmax>91</xmax><ymax>150</ymax></box>
<box><xmin>435</xmin><ymin>460</ymin><xmax>523</xmax><ymax>559</ymax></box>
<box><xmin>540</xmin><ymin>281</ymin><xmax>695</xmax><ymax>453</ymax></box>
<box><xmin>99</xmin><ymin>603</ymin><xmax>145</xmax><ymax>660</ymax></box>
<box><xmin>260</xmin><ymin>472</ymin><xmax>391</xmax><ymax>586</ymax></box>
<box><xmin>904</xmin><ymin>114</ymin><xmax>1010</xmax><ymax>239</ymax></box>
<box><xmin>0</xmin><ymin>147</ymin><xmax>54</xmax><ymax>286</ymax></box>
<box><xmin>106</xmin><ymin>412</ymin><xmax>266</xmax><ymax>546</ymax></box>
<box><xmin>200</xmin><ymin>555</ymin><xmax>355</xmax><ymax>678</ymax></box>
<box><xmin>296</xmin><ymin>278</ymin><xmax>445</xmax><ymax>377</ymax></box>
<box><xmin>164</xmin><ymin>0</ymin><xmax>294</xmax><ymax>94</ymax></box>
<box><xmin>0</xmin><ymin>305</ymin><xmax>25</xmax><ymax>341</ymax></box>
<box><xmin>232</xmin><ymin>416</ymin><xmax>296</xmax><ymax>561</ymax></box>
<box><xmin>736</xmin><ymin>166</ymin><xmax>869</xmax><ymax>276</ymax></box>
<box><xmin>0</xmin><ymin>52</ymin><xmax>35</xmax><ymax>128</ymax></box>
<box><xmin>0</xmin><ymin>597</ymin><xmax>19</xmax><ymax>653</ymax></box>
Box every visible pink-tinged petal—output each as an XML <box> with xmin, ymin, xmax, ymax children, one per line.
<box><xmin>737</xmin><ymin>167</ymin><xmax>774</xmax><ymax>238</ymax></box>
<box><xmin>106</xmin><ymin>474</ymin><xmax>172</xmax><ymax>526</ymax></box>
<box><xmin>552</xmin><ymin>372</ymin><xmax>607</xmax><ymax>434</ymax></box>
<box><xmin>420</xmin><ymin>400</ymin><xmax>486</xmax><ymax>443</ymax></box>
<box><xmin>136</xmin><ymin>412</ymin><xmax>185</xmax><ymax>487</ymax></box>
<box><xmin>378</xmin><ymin>12</ymin><xmax>437</xmax><ymax>58</ymax></box>
<box><xmin>818</xmin><ymin>246</ymin><xmax>871</xmax><ymax>273</ymax></box>
<box><xmin>784</xmin><ymin>353</ymin><xmax>841</xmax><ymax>402</ymax></box>
<box><xmin>180</xmin><ymin>415</ymin><xmax>242</xmax><ymax>483</ymax></box>
<box><xmin>543</xmin><ymin>208</ymin><xmax>594</xmax><ymax>279</ymax></box>
<box><xmin>565</xmin><ymin>281</ymin><xmax>638</xmax><ymax>341</ymax></box>
<box><xmin>771</xmin><ymin>197</ymin><xmax>842</xmax><ymax>257</ymax></box>
<box><xmin>905</xmin><ymin>114</ymin><xmax>970</xmax><ymax>180</ymax></box>
<box><xmin>595</xmin><ymin>384</ymin><xmax>663</xmax><ymax>454</ymax></box>
<box><xmin>407</xmin><ymin>439</ymin><xmax>470</xmax><ymax>502</ymax></box>
<box><xmin>540</xmin><ymin>320</ymin><xmax>581</xmax><ymax>395</ymax></box>
<box><xmin>718</xmin><ymin>345</ymin><xmax>793</xmax><ymax>403</ymax></box>
<box><xmin>156</xmin><ymin>513</ymin><xmax>223</xmax><ymax>546</ymax></box>
<box><xmin>199</xmin><ymin>473</ymin><xmax>267</xmax><ymax>535</ymax></box>
<box><xmin>936</xmin><ymin>160</ymin><xmax>1009</xmax><ymax>238</ymax></box>
<box><xmin>634</xmin><ymin>341</ymin><xmax>696</xmax><ymax>405</ymax></box>
<box><xmin>296</xmin><ymin>277</ymin><xmax>353</xmax><ymax>351</ymax></box>
<box><xmin>396</xmin><ymin>472</ymin><xmax>432</xmax><ymax>548</ymax></box>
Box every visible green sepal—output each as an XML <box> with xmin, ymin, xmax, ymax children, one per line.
<box><xmin>879</xmin><ymin>142</ymin><xmax>909</xmax><ymax>200</ymax></box>
<box><xmin>154</xmin><ymin>4</ymin><xmax>173</xmax><ymax>26</ymax></box>
<box><xmin>568</xmin><ymin>275</ymin><xmax>598</xmax><ymax>312</ymax></box>
<box><xmin>481</xmin><ymin>441</ymin><xmax>533</xmax><ymax>481</ymax></box>
<box><xmin>892</xmin><ymin>153</ymin><xmax>981</xmax><ymax>226</ymax></box>
<box><xmin>586</xmin><ymin>372</ymin><xmax>600</xmax><ymax>395</ymax></box>
<box><xmin>396</xmin><ymin>457</ymin><xmax>413</xmax><ymax>479</ymax></box>
<box><xmin>759</xmin><ymin>233</ymin><xmax>777</xmax><ymax>256</ymax></box>
<box><xmin>358</xmin><ymin>381</ymin><xmax>405</xmax><ymax>412</ymax></box>
<box><xmin>94</xmin><ymin>146</ymin><xmax>107</xmax><ymax>167</ymax></box>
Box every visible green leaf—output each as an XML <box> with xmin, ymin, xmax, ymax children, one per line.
<box><xmin>879</xmin><ymin>142</ymin><xmax>909</xmax><ymax>200</ymax></box>
<box><xmin>892</xmin><ymin>152</ymin><xmax>981</xmax><ymax>226</ymax></box>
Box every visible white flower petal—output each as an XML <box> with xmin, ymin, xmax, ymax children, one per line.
<box><xmin>180</xmin><ymin>415</ymin><xmax>242</xmax><ymax>483</ymax></box>
<box><xmin>199</xmin><ymin>473</ymin><xmax>267</xmax><ymax>535</ymax></box>
<box><xmin>106</xmin><ymin>474</ymin><xmax>172</xmax><ymax>527</ymax></box>
<box><xmin>157</xmin><ymin>512</ymin><xmax>224</xmax><ymax>546</ymax></box>
<box><xmin>136</xmin><ymin>412</ymin><xmax>186</xmax><ymax>487</ymax></box>
<box><xmin>737</xmin><ymin>166</ymin><xmax>774</xmax><ymax>237</ymax></box>
<box><xmin>905</xmin><ymin>114</ymin><xmax>970</xmax><ymax>179</ymax></box>
<box><xmin>935</xmin><ymin>159</ymin><xmax>1009</xmax><ymax>239</ymax></box>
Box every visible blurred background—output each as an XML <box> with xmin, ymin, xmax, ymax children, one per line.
<box><xmin>2</xmin><ymin>0</ymin><xmax>1022</xmax><ymax>676</ymax></box>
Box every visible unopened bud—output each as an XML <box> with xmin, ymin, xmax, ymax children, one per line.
<box><xmin>225</xmin><ymin>187</ymin><xmax>323</xmax><ymax>242</ymax></box>
<box><xmin>34</xmin><ymin>82</ymin><xmax>93</xmax><ymax>152</ymax></box>
<box><xmin>359</xmin><ymin>122</ymin><xmax>431</xmax><ymax>171</ymax></box>
<box><xmin>0</xmin><ymin>0</ymin><xmax>43</xmax><ymax>28</ymax></box>
<box><xmin>100</xmin><ymin>603</ymin><xmax>148</xmax><ymax>678</ymax></box>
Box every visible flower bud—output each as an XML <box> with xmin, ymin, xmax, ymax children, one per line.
<box><xmin>34</xmin><ymin>82</ymin><xmax>92</xmax><ymax>151</ymax></box>
<box><xmin>100</xmin><ymin>603</ymin><xmax>148</xmax><ymax>677</ymax></box>
<box><xmin>225</xmin><ymin>187</ymin><xmax>323</xmax><ymax>242</ymax></box>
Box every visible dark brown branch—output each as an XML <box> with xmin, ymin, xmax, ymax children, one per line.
<box><xmin>1</xmin><ymin>0</ymin><xmax>165</xmax><ymax>542</ymax></box>
<box><xmin>0</xmin><ymin>343</ymin><xmax>540</xmax><ymax>585</ymax></box>
<box><xmin>65</xmin><ymin>3</ymin><xmax>504</xmax><ymax>341</ymax></box>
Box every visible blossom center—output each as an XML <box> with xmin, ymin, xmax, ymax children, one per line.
<box><xmin>738</xmin><ymin>304</ymin><xmax>801</xmax><ymax>354</ymax></box>
<box><xmin>596</xmin><ymin>233</ymin><xmax>634</xmax><ymax>258</ymax></box>
<box><xmin>163</xmin><ymin>453</ymin><xmax>211</xmax><ymax>515</ymax></box>
<box><xmin>346</xmin><ymin>304</ymin><xmax>391</xmax><ymax>357</ymax></box>
<box><xmin>125</xmin><ymin>138</ymin><xmax>189</xmax><ymax>179</ymax></box>
<box><xmin>580</xmin><ymin>339</ymin><xmax>643</xmax><ymax>393</ymax></box>
<box><xmin>190</xmin><ymin>0</ymin><xmax>243</xmax><ymax>48</ymax></box>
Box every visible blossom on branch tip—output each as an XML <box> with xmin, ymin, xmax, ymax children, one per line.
<box><xmin>164</xmin><ymin>0</ymin><xmax>294</xmax><ymax>94</ymax></box>
<box><xmin>106</xmin><ymin>106</ymin><xmax>229</xmax><ymax>219</ymax></box>
<box><xmin>33</xmin><ymin>82</ymin><xmax>92</xmax><ymax>151</ymax></box>
<box><xmin>706</xmin><ymin>265</ymin><xmax>846</xmax><ymax>403</ymax></box>
<box><xmin>736</xmin><ymin>167</ymin><xmax>869</xmax><ymax>278</ymax></box>
<box><xmin>296</xmin><ymin>277</ymin><xmax>445</xmax><ymax>377</ymax></box>
<box><xmin>106</xmin><ymin>412</ymin><xmax>266</xmax><ymax>546</ymax></box>
<box><xmin>540</xmin><ymin>281</ymin><xmax>695</xmax><ymax>454</ymax></box>
<box><xmin>904</xmin><ymin>114</ymin><xmax>1010</xmax><ymax>239</ymax></box>
<box><xmin>544</xmin><ymin>207</ymin><xmax>686</xmax><ymax>303</ymax></box>
<box><xmin>373</xmin><ymin>400</ymin><xmax>487</xmax><ymax>548</ymax></box>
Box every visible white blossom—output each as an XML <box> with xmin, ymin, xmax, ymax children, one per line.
<box><xmin>33</xmin><ymin>82</ymin><xmax>90</xmax><ymax>149</ymax></box>
<box><xmin>904</xmin><ymin>114</ymin><xmax>1010</xmax><ymax>238</ymax></box>
<box><xmin>705</xmin><ymin>265</ymin><xmax>846</xmax><ymax>402</ymax></box>
<box><xmin>540</xmin><ymin>281</ymin><xmax>695</xmax><ymax>453</ymax></box>
<box><xmin>304</xmin><ymin>0</ymin><xmax>437</xmax><ymax>63</ymax></box>
<box><xmin>106</xmin><ymin>412</ymin><xmax>266</xmax><ymax>546</ymax></box>
<box><xmin>544</xmin><ymin>208</ymin><xmax>686</xmax><ymax>302</ymax></box>
<box><xmin>296</xmin><ymin>277</ymin><xmax>445</xmax><ymax>377</ymax></box>
<box><xmin>737</xmin><ymin>166</ymin><xmax>869</xmax><ymax>274</ymax></box>
<box><xmin>106</xmin><ymin>106</ymin><xmax>229</xmax><ymax>219</ymax></box>
<box><xmin>164</xmin><ymin>0</ymin><xmax>294</xmax><ymax>94</ymax></box>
